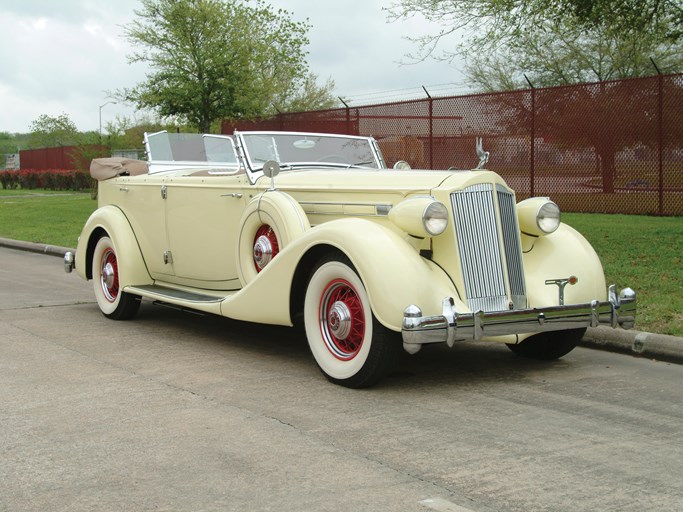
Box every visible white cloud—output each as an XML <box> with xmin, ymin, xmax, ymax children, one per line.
<box><xmin>32</xmin><ymin>17</ymin><xmax>48</xmax><ymax>30</ymax></box>
<box><xmin>0</xmin><ymin>0</ymin><xmax>466</xmax><ymax>134</ymax></box>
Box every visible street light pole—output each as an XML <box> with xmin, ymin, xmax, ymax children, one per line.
<box><xmin>99</xmin><ymin>101</ymin><xmax>116</xmax><ymax>142</ymax></box>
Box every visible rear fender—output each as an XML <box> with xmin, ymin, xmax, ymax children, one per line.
<box><xmin>75</xmin><ymin>205</ymin><xmax>152</xmax><ymax>288</ymax></box>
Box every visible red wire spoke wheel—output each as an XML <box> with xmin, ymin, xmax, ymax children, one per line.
<box><xmin>99</xmin><ymin>248</ymin><xmax>120</xmax><ymax>302</ymax></box>
<box><xmin>319</xmin><ymin>279</ymin><xmax>365</xmax><ymax>360</ymax></box>
<box><xmin>304</xmin><ymin>253</ymin><xmax>400</xmax><ymax>388</ymax></box>
<box><xmin>91</xmin><ymin>236</ymin><xmax>141</xmax><ymax>320</ymax></box>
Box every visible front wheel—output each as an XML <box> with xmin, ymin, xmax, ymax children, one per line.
<box><xmin>506</xmin><ymin>328</ymin><xmax>586</xmax><ymax>360</ymax></box>
<box><xmin>92</xmin><ymin>236</ymin><xmax>141</xmax><ymax>320</ymax></box>
<box><xmin>303</xmin><ymin>255</ymin><xmax>400</xmax><ymax>388</ymax></box>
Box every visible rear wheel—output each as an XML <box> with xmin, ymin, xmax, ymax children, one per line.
<box><xmin>303</xmin><ymin>254</ymin><xmax>400</xmax><ymax>388</ymax></box>
<box><xmin>506</xmin><ymin>328</ymin><xmax>586</xmax><ymax>360</ymax></box>
<box><xmin>92</xmin><ymin>236</ymin><xmax>141</xmax><ymax>320</ymax></box>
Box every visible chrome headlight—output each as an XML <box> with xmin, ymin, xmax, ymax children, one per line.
<box><xmin>537</xmin><ymin>201</ymin><xmax>560</xmax><ymax>234</ymax></box>
<box><xmin>422</xmin><ymin>201</ymin><xmax>449</xmax><ymax>236</ymax></box>
<box><xmin>388</xmin><ymin>197</ymin><xmax>449</xmax><ymax>238</ymax></box>
<box><xmin>393</xmin><ymin>160</ymin><xmax>412</xmax><ymax>170</ymax></box>
<box><xmin>517</xmin><ymin>197</ymin><xmax>561</xmax><ymax>236</ymax></box>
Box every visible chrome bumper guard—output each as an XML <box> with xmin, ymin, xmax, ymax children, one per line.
<box><xmin>402</xmin><ymin>285</ymin><xmax>636</xmax><ymax>354</ymax></box>
<box><xmin>64</xmin><ymin>251</ymin><xmax>75</xmax><ymax>273</ymax></box>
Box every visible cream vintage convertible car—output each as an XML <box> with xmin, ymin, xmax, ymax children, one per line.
<box><xmin>65</xmin><ymin>131</ymin><xmax>636</xmax><ymax>387</ymax></box>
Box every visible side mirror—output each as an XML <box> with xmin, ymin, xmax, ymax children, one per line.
<box><xmin>262</xmin><ymin>160</ymin><xmax>280</xmax><ymax>191</ymax></box>
<box><xmin>262</xmin><ymin>160</ymin><xmax>280</xmax><ymax>178</ymax></box>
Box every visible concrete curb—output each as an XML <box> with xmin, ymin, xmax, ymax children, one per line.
<box><xmin>582</xmin><ymin>327</ymin><xmax>683</xmax><ymax>365</ymax></box>
<box><xmin>0</xmin><ymin>237</ymin><xmax>73</xmax><ymax>258</ymax></box>
<box><xmin>2</xmin><ymin>236</ymin><xmax>682</xmax><ymax>364</ymax></box>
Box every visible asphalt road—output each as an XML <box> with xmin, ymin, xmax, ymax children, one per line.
<box><xmin>1</xmin><ymin>246</ymin><xmax>682</xmax><ymax>512</ymax></box>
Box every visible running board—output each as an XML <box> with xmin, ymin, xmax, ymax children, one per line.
<box><xmin>126</xmin><ymin>284</ymin><xmax>226</xmax><ymax>304</ymax></box>
<box><xmin>151</xmin><ymin>301</ymin><xmax>207</xmax><ymax>316</ymax></box>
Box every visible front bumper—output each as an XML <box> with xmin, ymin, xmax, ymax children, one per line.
<box><xmin>402</xmin><ymin>285</ymin><xmax>636</xmax><ymax>353</ymax></box>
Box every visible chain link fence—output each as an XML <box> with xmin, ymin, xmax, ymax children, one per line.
<box><xmin>224</xmin><ymin>74</ymin><xmax>683</xmax><ymax>216</ymax></box>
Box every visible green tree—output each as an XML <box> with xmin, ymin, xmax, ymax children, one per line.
<box><xmin>119</xmin><ymin>0</ymin><xmax>324</xmax><ymax>133</ymax></box>
<box><xmin>103</xmin><ymin>114</ymin><xmax>190</xmax><ymax>152</ymax></box>
<box><xmin>28</xmin><ymin>113</ymin><xmax>80</xmax><ymax>148</ymax></box>
<box><xmin>0</xmin><ymin>132</ymin><xmax>17</xmax><ymax>155</ymax></box>
<box><xmin>560</xmin><ymin>0</ymin><xmax>683</xmax><ymax>42</ymax></box>
<box><xmin>274</xmin><ymin>73</ymin><xmax>337</xmax><ymax>113</ymax></box>
<box><xmin>386</xmin><ymin>0</ymin><xmax>683</xmax><ymax>89</ymax></box>
<box><xmin>464</xmin><ymin>16</ymin><xmax>683</xmax><ymax>91</ymax></box>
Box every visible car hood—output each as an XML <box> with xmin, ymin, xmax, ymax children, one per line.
<box><xmin>255</xmin><ymin>168</ymin><xmax>508</xmax><ymax>195</ymax></box>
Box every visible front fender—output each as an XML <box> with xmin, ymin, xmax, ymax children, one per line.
<box><xmin>75</xmin><ymin>205</ymin><xmax>152</xmax><ymax>288</ymax></box>
<box><xmin>222</xmin><ymin>218</ymin><xmax>456</xmax><ymax>331</ymax></box>
<box><xmin>523</xmin><ymin>223</ymin><xmax>607</xmax><ymax>308</ymax></box>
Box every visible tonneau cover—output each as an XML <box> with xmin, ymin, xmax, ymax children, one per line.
<box><xmin>90</xmin><ymin>158</ymin><xmax>148</xmax><ymax>181</ymax></box>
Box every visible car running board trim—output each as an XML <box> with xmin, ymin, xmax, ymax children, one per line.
<box><xmin>125</xmin><ymin>284</ymin><xmax>225</xmax><ymax>304</ymax></box>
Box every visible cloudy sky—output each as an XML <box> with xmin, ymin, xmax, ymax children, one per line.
<box><xmin>0</xmin><ymin>0</ymin><xmax>466</xmax><ymax>134</ymax></box>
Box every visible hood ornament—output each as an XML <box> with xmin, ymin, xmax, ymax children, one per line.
<box><xmin>475</xmin><ymin>138</ymin><xmax>489</xmax><ymax>169</ymax></box>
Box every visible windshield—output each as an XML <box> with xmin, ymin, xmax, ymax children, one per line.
<box><xmin>238</xmin><ymin>132</ymin><xmax>381</xmax><ymax>170</ymax></box>
<box><xmin>145</xmin><ymin>132</ymin><xmax>237</xmax><ymax>164</ymax></box>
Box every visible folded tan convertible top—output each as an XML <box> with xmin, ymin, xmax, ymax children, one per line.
<box><xmin>90</xmin><ymin>158</ymin><xmax>148</xmax><ymax>181</ymax></box>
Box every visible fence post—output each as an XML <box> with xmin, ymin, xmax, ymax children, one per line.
<box><xmin>657</xmin><ymin>73</ymin><xmax>664</xmax><ymax>215</ymax></box>
<box><xmin>422</xmin><ymin>86</ymin><xmax>434</xmax><ymax>169</ymax></box>
<box><xmin>339</xmin><ymin>97</ymin><xmax>351</xmax><ymax>135</ymax></box>
<box><xmin>650</xmin><ymin>59</ymin><xmax>664</xmax><ymax>215</ymax></box>
<box><xmin>525</xmin><ymin>75</ymin><xmax>535</xmax><ymax>197</ymax></box>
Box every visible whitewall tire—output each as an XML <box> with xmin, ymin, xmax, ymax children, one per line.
<box><xmin>304</xmin><ymin>254</ymin><xmax>400</xmax><ymax>388</ymax></box>
<box><xmin>92</xmin><ymin>236</ymin><xmax>141</xmax><ymax>320</ymax></box>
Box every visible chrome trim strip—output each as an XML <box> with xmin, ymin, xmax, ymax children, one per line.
<box><xmin>401</xmin><ymin>286</ymin><xmax>636</xmax><ymax>348</ymax></box>
<box><xmin>299</xmin><ymin>201</ymin><xmax>393</xmax><ymax>208</ymax></box>
<box><xmin>496</xmin><ymin>185</ymin><xmax>527</xmax><ymax>309</ymax></box>
<box><xmin>300</xmin><ymin>201</ymin><xmax>393</xmax><ymax>217</ymax></box>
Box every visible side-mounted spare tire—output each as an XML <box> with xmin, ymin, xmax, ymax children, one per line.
<box><xmin>236</xmin><ymin>191</ymin><xmax>310</xmax><ymax>286</ymax></box>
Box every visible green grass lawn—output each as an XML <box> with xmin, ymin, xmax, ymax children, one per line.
<box><xmin>563</xmin><ymin>213</ymin><xmax>683</xmax><ymax>337</ymax></box>
<box><xmin>0</xmin><ymin>189</ymin><xmax>681</xmax><ymax>336</ymax></box>
<box><xmin>0</xmin><ymin>190</ymin><xmax>96</xmax><ymax>248</ymax></box>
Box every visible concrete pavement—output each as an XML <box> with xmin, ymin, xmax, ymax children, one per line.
<box><xmin>1</xmin><ymin>236</ymin><xmax>681</xmax><ymax>365</ymax></box>
<box><xmin>3</xmin><ymin>244</ymin><xmax>683</xmax><ymax>512</ymax></box>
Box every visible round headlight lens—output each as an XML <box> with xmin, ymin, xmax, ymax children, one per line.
<box><xmin>537</xmin><ymin>201</ymin><xmax>560</xmax><ymax>234</ymax></box>
<box><xmin>423</xmin><ymin>201</ymin><xmax>449</xmax><ymax>236</ymax></box>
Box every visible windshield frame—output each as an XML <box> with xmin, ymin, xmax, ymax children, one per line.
<box><xmin>234</xmin><ymin>131</ymin><xmax>386</xmax><ymax>183</ymax></box>
<box><xmin>144</xmin><ymin>131</ymin><xmax>240</xmax><ymax>174</ymax></box>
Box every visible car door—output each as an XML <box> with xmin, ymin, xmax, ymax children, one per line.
<box><xmin>164</xmin><ymin>174</ymin><xmax>248</xmax><ymax>289</ymax></box>
<box><xmin>112</xmin><ymin>178</ymin><xmax>173</xmax><ymax>280</ymax></box>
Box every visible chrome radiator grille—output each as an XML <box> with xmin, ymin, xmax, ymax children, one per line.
<box><xmin>450</xmin><ymin>184</ymin><xmax>527</xmax><ymax>312</ymax></box>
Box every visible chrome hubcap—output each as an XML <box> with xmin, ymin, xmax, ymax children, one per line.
<box><xmin>102</xmin><ymin>262</ymin><xmax>116</xmax><ymax>290</ymax></box>
<box><xmin>327</xmin><ymin>301</ymin><xmax>352</xmax><ymax>340</ymax></box>
<box><xmin>253</xmin><ymin>235</ymin><xmax>273</xmax><ymax>270</ymax></box>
